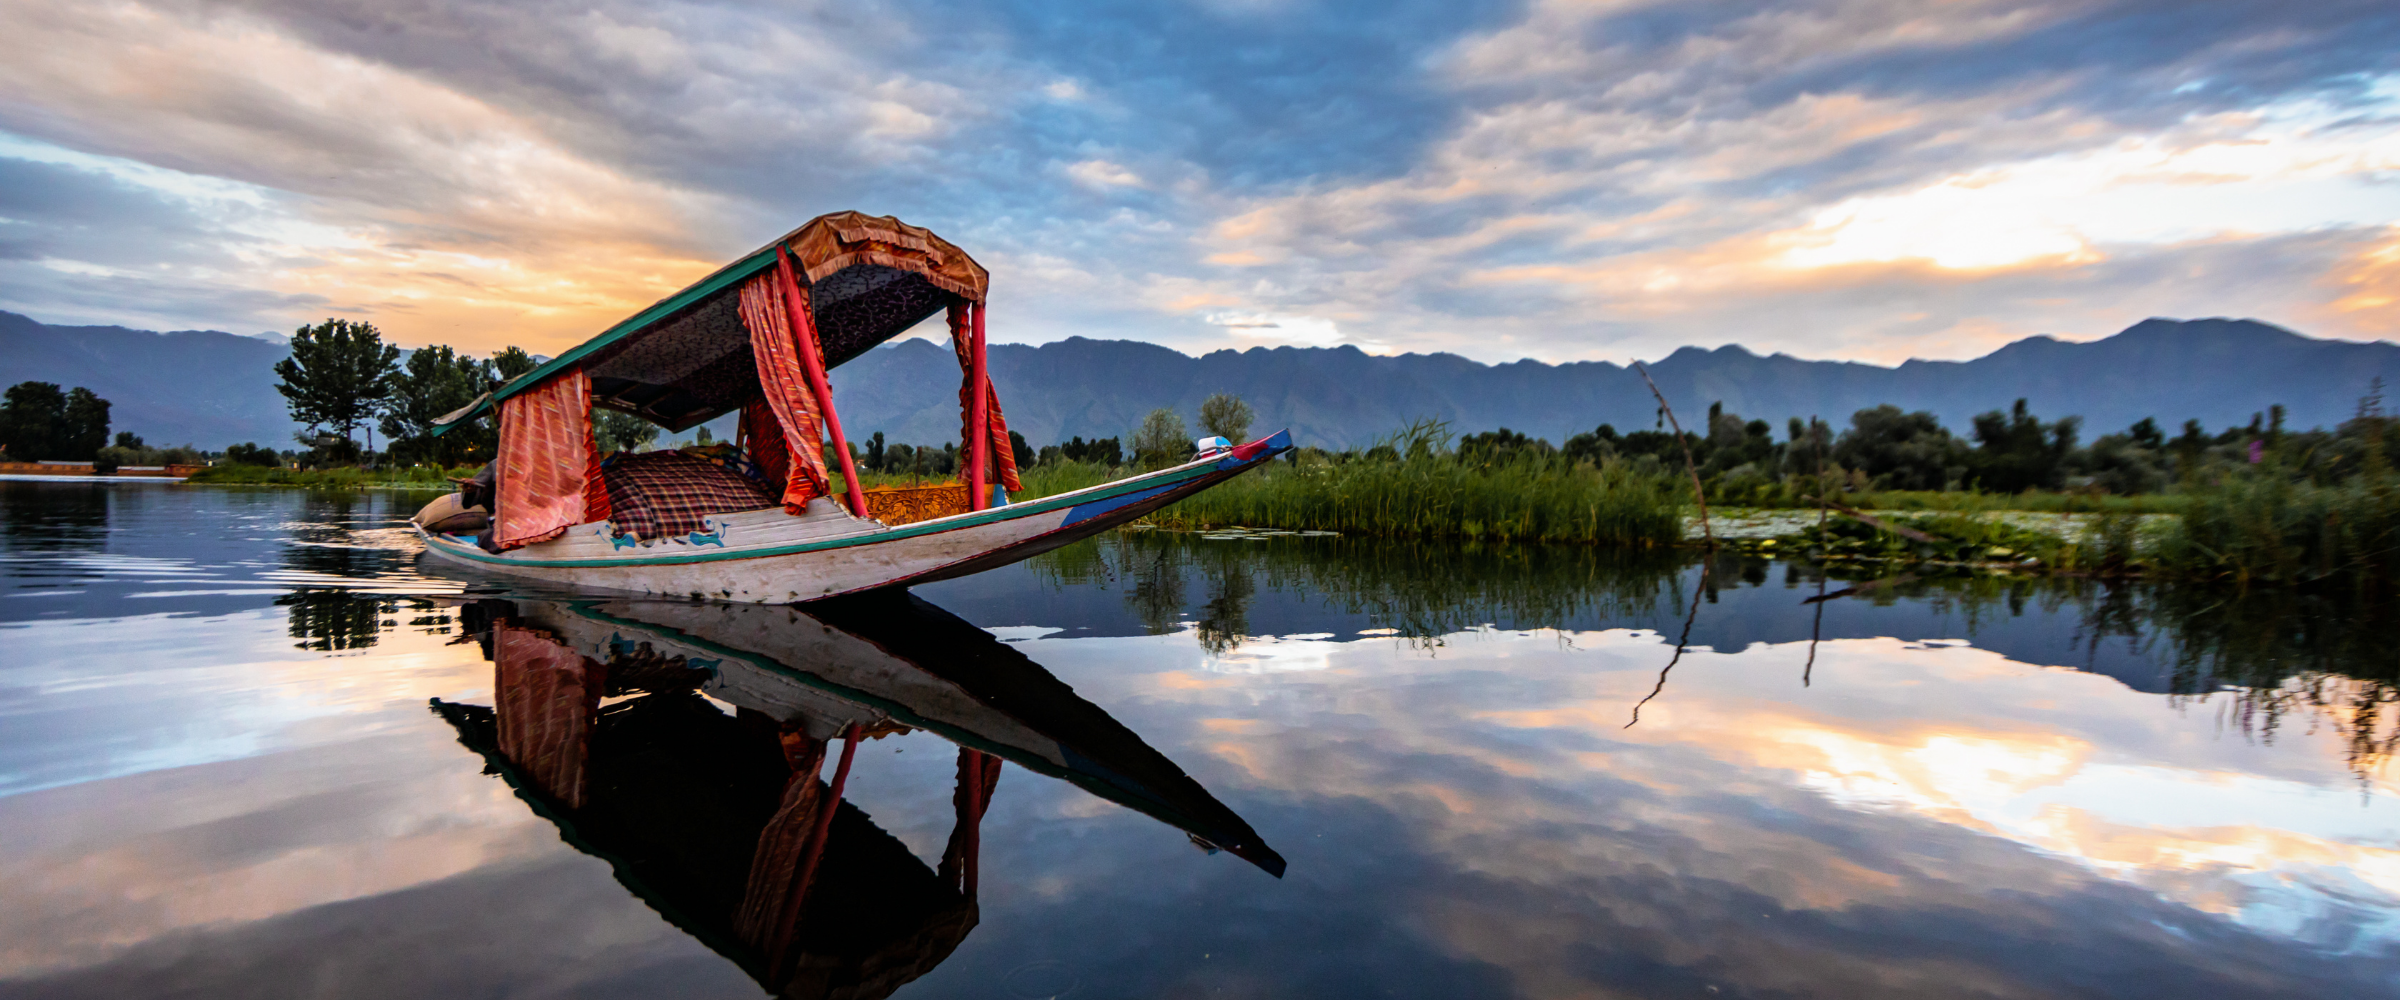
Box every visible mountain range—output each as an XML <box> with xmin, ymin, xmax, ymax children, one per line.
<box><xmin>3</xmin><ymin>310</ymin><xmax>2393</xmax><ymax>451</ymax></box>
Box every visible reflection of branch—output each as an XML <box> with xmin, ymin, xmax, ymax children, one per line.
<box><xmin>1804</xmin><ymin>573</ymin><xmax>1918</xmax><ymax>604</ymax></box>
<box><xmin>1805</xmin><ymin>572</ymin><xmax>1826</xmax><ymax>687</ymax></box>
<box><xmin>1628</xmin><ymin>560</ymin><xmax>1711</xmax><ymax>728</ymax></box>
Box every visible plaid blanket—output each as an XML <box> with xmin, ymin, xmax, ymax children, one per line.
<box><xmin>601</xmin><ymin>451</ymin><xmax>776</xmax><ymax>540</ymax></box>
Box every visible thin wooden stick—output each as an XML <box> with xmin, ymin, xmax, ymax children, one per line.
<box><xmin>1632</xmin><ymin>362</ymin><xmax>1713</xmax><ymax>549</ymax></box>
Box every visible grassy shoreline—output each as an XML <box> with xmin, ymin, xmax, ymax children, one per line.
<box><xmin>178</xmin><ymin>453</ymin><xmax>2394</xmax><ymax>590</ymax></box>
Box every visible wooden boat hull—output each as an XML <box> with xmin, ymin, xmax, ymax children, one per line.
<box><xmin>417</xmin><ymin>430</ymin><xmax>1291</xmax><ymax>602</ymax></box>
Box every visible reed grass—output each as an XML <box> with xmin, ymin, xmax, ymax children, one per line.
<box><xmin>2154</xmin><ymin>475</ymin><xmax>2400</xmax><ymax>587</ymax></box>
<box><xmin>182</xmin><ymin>464</ymin><xmax>469</xmax><ymax>489</ymax></box>
<box><xmin>1146</xmin><ymin>451</ymin><xmax>1686</xmax><ymax>546</ymax></box>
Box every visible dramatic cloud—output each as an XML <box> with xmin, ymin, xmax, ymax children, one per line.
<box><xmin>0</xmin><ymin>0</ymin><xmax>2393</xmax><ymax>361</ymax></box>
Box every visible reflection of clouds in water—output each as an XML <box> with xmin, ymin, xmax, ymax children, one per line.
<box><xmin>1204</xmin><ymin>634</ymin><xmax>1342</xmax><ymax>675</ymax></box>
<box><xmin>1478</xmin><ymin>633</ymin><xmax>2400</xmax><ymax>949</ymax></box>
<box><xmin>1109</xmin><ymin>625</ymin><xmax>2400</xmax><ymax>957</ymax></box>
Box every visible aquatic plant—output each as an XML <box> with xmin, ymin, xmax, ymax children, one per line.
<box><xmin>1144</xmin><ymin>444</ymin><xmax>1686</xmax><ymax>547</ymax></box>
<box><xmin>2153</xmin><ymin>474</ymin><xmax>2400</xmax><ymax>587</ymax></box>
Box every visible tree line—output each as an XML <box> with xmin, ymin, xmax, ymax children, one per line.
<box><xmin>1443</xmin><ymin>385</ymin><xmax>2400</xmax><ymax>500</ymax></box>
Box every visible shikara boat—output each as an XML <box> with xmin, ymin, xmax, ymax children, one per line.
<box><xmin>432</xmin><ymin>591</ymin><xmax>1281</xmax><ymax>998</ymax></box>
<box><xmin>416</xmin><ymin>211</ymin><xmax>1289</xmax><ymax>601</ymax></box>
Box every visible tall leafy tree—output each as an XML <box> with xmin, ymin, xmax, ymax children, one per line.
<box><xmin>594</xmin><ymin>409</ymin><xmax>660</xmax><ymax>454</ymax></box>
<box><xmin>380</xmin><ymin>344</ymin><xmax>495</xmax><ymax>466</ymax></box>
<box><xmin>275</xmin><ymin>319</ymin><xmax>400</xmax><ymax>450</ymax></box>
<box><xmin>1969</xmin><ymin>399</ymin><xmax>2080</xmax><ymax>493</ymax></box>
<box><xmin>1198</xmin><ymin>393</ymin><xmax>1254</xmax><ymax>443</ymax></box>
<box><xmin>1832</xmin><ymin>405</ymin><xmax>1968</xmax><ymax>490</ymax></box>
<box><xmin>1132</xmin><ymin>408</ymin><xmax>1191</xmax><ymax>468</ymax></box>
<box><xmin>61</xmin><ymin>387</ymin><xmax>111</xmax><ymax>460</ymax></box>
<box><xmin>1</xmin><ymin>381</ymin><xmax>66</xmax><ymax>460</ymax></box>
<box><xmin>490</xmin><ymin>346</ymin><xmax>539</xmax><ymax>383</ymax></box>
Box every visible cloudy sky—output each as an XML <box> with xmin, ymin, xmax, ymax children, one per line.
<box><xmin>0</xmin><ymin>0</ymin><xmax>2395</xmax><ymax>364</ymax></box>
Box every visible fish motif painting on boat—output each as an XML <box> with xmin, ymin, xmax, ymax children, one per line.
<box><xmin>414</xmin><ymin>210</ymin><xmax>1290</xmax><ymax>602</ymax></box>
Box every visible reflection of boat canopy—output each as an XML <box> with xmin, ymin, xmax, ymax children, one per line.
<box><xmin>413</xmin><ymin>210</ymin><xmax>1291</xmax><ymax>601</ymax></box>
<box><xmin>431</xmin><ymin>592</ymin><xmax>1281</xmax><ymax>998</ymax></box>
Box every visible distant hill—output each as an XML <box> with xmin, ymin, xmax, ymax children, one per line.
<box><xmin>834</xmin><ymin>317</ymin><xmax>2400</xmax><ymax>448</ymax></box>
<box><xmin>4</xmin><ymin>309</ymin><xmax>2394</xmax><ymax>451</ymax></box>
<box><xmin>0</xmin><ymin>311</ymin><xmax>297</xmax><ymax>448</ymax></box>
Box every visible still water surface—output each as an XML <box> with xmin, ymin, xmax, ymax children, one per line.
<box><xmin>3</xmin><ymin>479</ymin><xmax>2396</xmax><ymax>998</ymax></box>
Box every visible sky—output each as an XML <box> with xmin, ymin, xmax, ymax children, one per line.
<box><xmin>0</xmin><ymin>0</ymin><xmax>2395</xmax><ymax>365</ymax></box>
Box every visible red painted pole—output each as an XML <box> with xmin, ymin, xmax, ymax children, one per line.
<box><xmin>963</xmin><ymin>749</ymin><xmax>986</xmax><ymax>894</ymax></box>
<box><xmin>770</xmin><ymin>721</ymin><xmax>861</xmax><ymax>964</ymax></box>
<box><xmin>967</xmin><ymin>301</ymin><xmax>989</xmax><ymax>510</ymax></box>
<box><xmin>775</xmin><ymin>247</ymin><xmax>871</xmax><ymax>519</ymax></box>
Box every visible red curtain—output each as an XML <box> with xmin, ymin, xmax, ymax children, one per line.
<box><xmin>947</xmin><ymin>303</ymin><xmax>1022</xmax><ymax>493</ymax></box>
<box><xmin>497</xmin><ymin>368</ymin><xmax>602</xmax><ymax>550</ymax></box>
<box><xmin>737</xmin><ymin>275</ymin><xmax>831</xmax><ymax>511</ymax></box>
<box><xmin>494</xmin><ymin>626</ymin><xmax>606</xmax><ymax>810</ymax></box>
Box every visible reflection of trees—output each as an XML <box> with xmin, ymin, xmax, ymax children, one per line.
<box><xmin>1034</xmin><ymin>532</ymin><xmax>2399</xmax><ymax>774</ymax></box>
<box><xmin>281</xmin><ymin>591</ymin><xmax>395</xmax><ymax>650</ymax></box>
<box><xmin>0</xmin><ymin>482</ymin><xmax>108</xmax><ymax>551</ymax></box>
<box><xmin>1037</xmin><ymin>532</ymin><xmax>1684</xmax><ymax>644</ymax></box>
<box><xmin>1123</xmin><ymin>544</ymin><xmax>1188</xmax><ymax>636</ymax></box>
<box><xmin>1194</xmin><ymin>553</ymin><xmax>1255</xmax><ymax>655</ymax></box>
<box><xmin>279</xmin><ymin>591</ymin><xmax>454</xmax><ymax>650</ymax></box>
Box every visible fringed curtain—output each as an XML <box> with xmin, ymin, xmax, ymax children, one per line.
<box><xmin>497</xmin><ymin>368</ymin><xmax>603</xmax><ymax>550</ymax></box>
<box><xmin>947</xmin><ymin>303</ymin><xmax>1022</xmax><ymax>493</ymax></box>
<box><xmin>737</xmin><ymin>275</ymin><xmax>831</xmax><ymax>512</ymax></box>
<box><xmin>494</xmin><ymin>626</ymin><xmax>607</xmax><ymax>810</ymax></box>
<box><xmin>741</xmin><ymin>399</ymin><xmax>791</xmax><ymax>492</ymax></box>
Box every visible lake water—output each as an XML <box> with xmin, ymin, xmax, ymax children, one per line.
<box><xmin>3</xmin><ymin>478</ymin><xmax>2396</xmax><ymax>999</ymax></box>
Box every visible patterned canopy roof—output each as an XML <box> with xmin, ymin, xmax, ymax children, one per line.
<box><xmin>435</xmin><ymin>212</ymin><xmax>986</xmax><ymax>433</ymax></box>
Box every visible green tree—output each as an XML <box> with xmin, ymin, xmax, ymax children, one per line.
<box><xmin>225</xmin><ymin>442</ymin><xmax>281</xmax><ymax>466</ymax></box>
<box><xmin>1198</xmin><ymin>393</ymin><xmax>1254</xmax><ymax>443</ymax></box>
<box><xmin>1832</xmin><ymin>405</ymin><xmax>1967</xmax><ymax>490</ymax></box>
<box><xmin>491</xmin><ymin>346</ymin><xmax>539</xmax><ymax>383</ymax></box>
<box><xmin>1968</xmin><ymin>399</ymin><xmax>2079</xmax><ymax>492</ymax></box>
<box><xmin>381</xmin><ymin>345</ymin><xmax>495</xmax><ymax>466</ymax></box>
<box><xmin>60</xmin><ymin>387</ymin><xmax>110</xmax><ymax>460</ymax></box>
<box><xmin>594</xmin><ymin>409</ymin><xmax>660</xmax><ymax>454</ymax></box>
<box><xmin>275</xmin><ymin>319</ymin><xmax>400</xmax><ymax>451</ymax></box>
<box><xmin>1132</xmin><ymin>407</ymin><xmax>1191</xmax><ymax>467</ymax></box>
<box><xmin>0</xmin><ymin>381</ymin><xmax>67</xmax><ymax>460</ymax></box>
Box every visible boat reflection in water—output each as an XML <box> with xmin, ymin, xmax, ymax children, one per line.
<box><xmin>431</xmin><ymin>592</ymin><xmax>1283</xmax><ymax>999</ymax></box>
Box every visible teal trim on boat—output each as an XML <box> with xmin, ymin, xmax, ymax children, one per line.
<box><xmin>423</xmin><ymin>461</ymin><xmax>1220</xmax><ymax>569</ymax></box>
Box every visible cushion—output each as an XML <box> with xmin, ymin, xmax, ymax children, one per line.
<box><xmin>602</xmin><ymin>450</ymin><xmax>776</xmax><ymax>540</ymax></box>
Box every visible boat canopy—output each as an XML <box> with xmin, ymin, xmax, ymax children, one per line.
<box><xmin>434</xmin><ymin>211</ymin><xmax>987</xmax><ymax>433</ymax></box>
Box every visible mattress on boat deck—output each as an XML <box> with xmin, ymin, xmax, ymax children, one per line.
<box><xmin>601</xmin><ymin>450</ymin><xmax>776</xmax><ymax>540</ymax></box>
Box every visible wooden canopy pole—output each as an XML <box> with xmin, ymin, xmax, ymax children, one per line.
<box><xmin>967</xmin><ymin>301</ymin><xmax>990</xmax><ymax>510</ymax></box>
<box><xmin>768</xmin><ymin>721</ymin><xmax>862</xmax><ymax>967</ymax></box>
<box><xmin>774</xmin><ymin>247</ymin><xmax>870</xmax><ymax>518</ymax></box>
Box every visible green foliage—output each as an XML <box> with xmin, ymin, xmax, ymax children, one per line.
<box><xmin>1131</xmin><ymin>407</ymin><xmax>1192</xmax><ymax>467</ymax></box>
<box><xmin>0</xmin><ymin>381</ymin><xmax>111</xmax><ymax>461</ymax></box>
<box><xmin>594</xmin><ymin>408</ymin><xmax>661</xmax><ymax>454</ymax></box>
<box><xmin>2155</xmin><ymin>475</ymin><xmax>2400</xmax><ymax>586</ymax></box>
<box><xmin>224</xmin><ymin>442</ymin><xmax>282</xmax><ymax>466</ymax></box>
<box><xmin>1198</xmin><ymin>393</ymin><xmax>1254</xmax><ymax>443</ymax></box>
<box><xmin>275</xmin><ymin>318</ymin><xmax>399</xmax><ymax>445</ymax></box>
<box><xmin>1</xmin><ymin>381</ymin><xmax>66</xmax><ymax>461</ymax></box>
<box><xmin>1055</xmin><ymin>435</ymin><xmax>1123</xmax><ymax>466</ymax></box>
<box><xmin>1147</xmin><ymin>433</ymin><xmax>1685</xmax><ymax>546</ymax></box>
<box><xmin>184</xmin><ymin>463</ymin><xmax>473</xmax><ymax>488</ymax></box>
<box><xmin>382</xmin><ymin>344</ymin><xmax>497</xmax><ymax>465</ymax></box>
<box><xmin>490</xmin><ymin>346</ymin><xmax>539</xmax><ymax>382</ymax></box>
<box><xmin>1832</xmin><ymin>405</ymin><xmax>1965</xmax><ymax>490</ymax></box>
<box><xmin>1968</xmin><ymin>398</ymin><xmax>2080</xmax><ymax>492</ymax></box>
